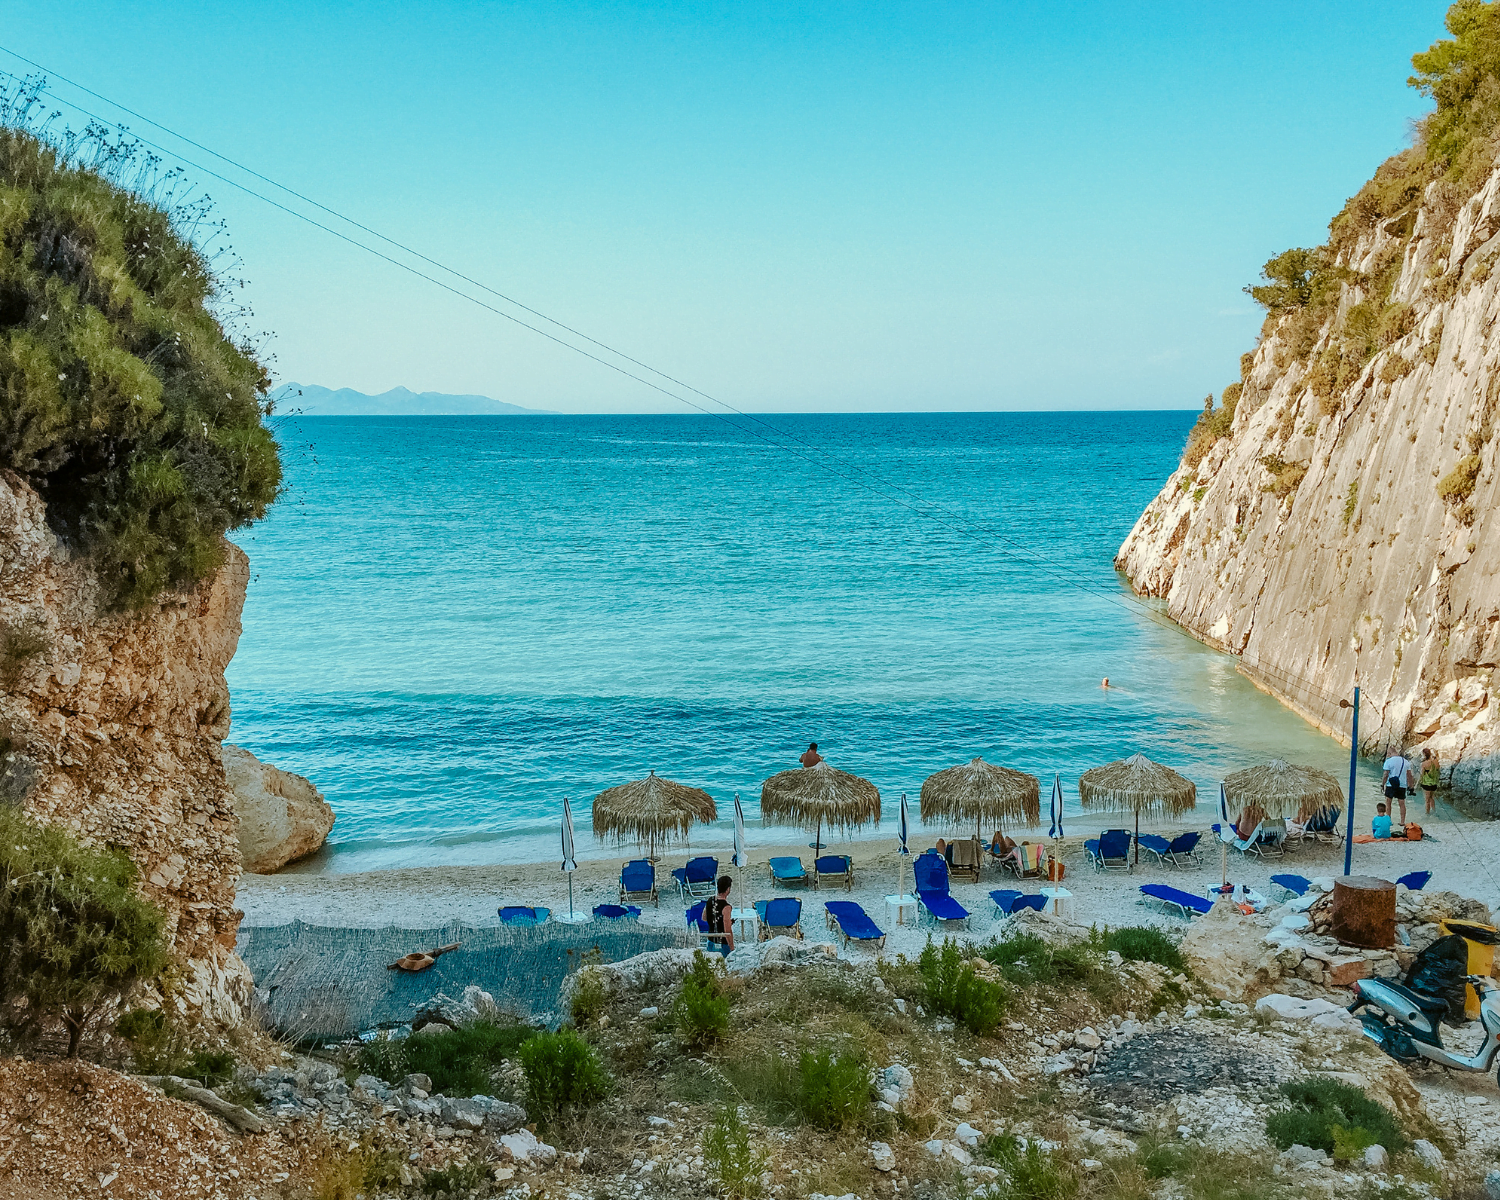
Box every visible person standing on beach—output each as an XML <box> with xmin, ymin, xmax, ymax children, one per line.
<box><xmin>1418</xmin><ymin>748</ymin><xmax>1440</xmax><ymax>815</ymax></box>
<box><xmin>799</xmin><ymin>742</ymin><xmax>823</xmax><ymax>768</ymax></box>
<box><xmin>704</xmin><ymin>875</ymin><xmax>734</xmax><ymax>955</ymax></box>
<box><xmin>1382</xmin><ymin>749</ymin><xmax>1414</xmax><ymax>825</ymax></box>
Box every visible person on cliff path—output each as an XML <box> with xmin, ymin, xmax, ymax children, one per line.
<box><xmin>1419</xmin><ymin>748</ymin><xmax>1441</xmax><ymax>815</ymax></box>
<box><xmin>1381</xmin><ymin>749</ymin><xmax>1415</xmax><ymax>825</ymax></box>
<box><xmin>704</xmin><ymin>875</ymin><xmax>734</xmax><ymax>956</ymax></box>
<box><xmin>799</xmin><ymin>742</ymin><xmax>823</xmax><ymax>768</ymax></box>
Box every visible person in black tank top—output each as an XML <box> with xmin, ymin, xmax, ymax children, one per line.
<box><xmin>704</xmin><ymin>875</ymin><xmax>734</xmax><ymax>955</ymax></box>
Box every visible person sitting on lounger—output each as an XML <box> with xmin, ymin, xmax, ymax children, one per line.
<box><xmin>991</xmin><ymin>830</ymin><xmax>1017</xmax><ymax>857</ymax></box>
<box><xmin>934</xmin><ymin>837</ymin><xmax>949</xmax><ymax>864</ymax></box>
<box><xmin>1371</xmin><ymin>803</ymin><xmax>1392</xmax><ymax>840</ymax></box>
<box><xmin>704</xmin><ymin>875</ymin><xmax>735</xmax><ymax>955</ymax></box>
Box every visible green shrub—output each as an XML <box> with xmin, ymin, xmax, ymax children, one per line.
<box><xmin>981</xmin><ymin>932</ymin><xmax>1102</xmax><ymax>990</ymax></box>
<box><xmin>355</xmin><ymin>1018</ymin><xmax>533</xmax><ymax>1097</ymax></box>
<box><xmin>1437</xmin><ymin>453</ymin><xmax>1482</xmax><ymax>502</ymax></box>
<box><xmin>570</xmin><ymin>963</ymin><xmax>609</xmax><ymax>1028</ymax></box>
<box><xmin>519</xmin><ymin>1028</ymin><xmax>610</xmax><ymax>1121</ymax></box>
<box><xmin>1104</xmin><ymin>926</ymin><xmax>1186</xmax><ymax>973</ymax></box>
<box><xmin>979</xmin><ymin>1134</ymin><xmax>1077</xmax><ymax>1199</ymax></box>
<box><xmin>797</xmin><ymin>1046</ymin><xmax>869</xmax><ymax>1130</ymax></box>
<box><xmin>1343</xmin><ymin>480</ymin><xmax>1360</xmax><ymax>528</ymax></box>
<box><xmin>703</xmin><ymin>1105</ymin><xmax>769</xmax><ymax>1198</ymax></box>
<box><xmin>919</xmin><ymin>938</ymin><xmax>1007</xmax><ymax>1035</ymax></box>
<box><xmin>0</xmin><ymin>806</ymin><xmax>168</xmax><ymax>1056</ymax></box>
<box><xmin>0</xmin><ymin>80</ymin><xmax>281</xmax><ymax>610</ymax></box>
<box><xmin>420</xmin><ymin>1159</ymin><xmax>489</xmax><ymax>1195</ymax></box>
<box><xmin>1265</xmin><ymin>1077</ymin><xmax>1407</xmax><ymax>1155</ymax></box>
<box><xmin>1412</xmin><ymin>1</ymin><xmax>1500</xmax><ymax>191</ymax></box>
<box><xmin>674</xmin><ymin>951</ymin><xmax>730</xmax><ymax>1048</ymax></box>
<box><xmin>1135</xmin><ymin>1135</ymin><xmax>1187</xmax><ymax>1180</ymax></box>
<box><xmin>1182</xmin><ymin>389</ymin><xmax>1240</xmax><ymax>469</ymax></box>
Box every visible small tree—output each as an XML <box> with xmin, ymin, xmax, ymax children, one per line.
<box><xmin>0</xmin><ymin>807</ymin><xmax>168</xmax><ymax>1056</ymax></box>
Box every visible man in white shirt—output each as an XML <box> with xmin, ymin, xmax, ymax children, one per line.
<box><xmin>1382</xmin><ymin>750</ymin><xmax>1415</xmax><ymax>825</ymax></box>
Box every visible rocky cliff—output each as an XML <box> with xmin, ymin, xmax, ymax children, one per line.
<box><xmin>1118</xmin><ymin>156</ymin><xmax>1500</xmax><ymax>811</ymax></box>
<box><xmin>0</xmin><ymin>470</ymin><xmax>253</xmax><ymax>1022</ymax></box>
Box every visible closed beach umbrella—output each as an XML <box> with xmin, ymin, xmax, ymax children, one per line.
<box><xmin>1223</xmin><ymin>759</ymin><xmax>1344</xmax><ymax>822</ymax></box>
<box><xmin>591</xmin><ymin>770</ymin><xmax>718</xmax><ymax>859</ymax></box>
<box><xmin>1217</xmin><ymin>781</ymin><xmax>1231</xmax><ymax>888</ymax></box>
<box><xmin>920</xmin><ymin>757</ymin><xmax>1041</xmax><ymax>843</ymax></box>
<box><xmin>898</xmin><ymin>791</ymin><xmax>910</xmax><ymax>858</ymax></box>
<box><xmin>732</xmin><ymin>792</ymin><xmax>747</xmax><ymax>867</ymax></box>
<box><xmin>895</xmin><ymin>790</ymin><xmax>912</xmax><ymax>904</ymax></box>
<box><xmin>1048</xmin><ymin>773</ymin><xmax>1065</xmax><ymax>839</ymax></box>
<box><xmin>1078</xmin><ymin>752</ymin><xmax>1197</xmax><ymax>864</ymax></box>
<box><xmin>761</xmin><ymin>760</ymin><xmax>881</xmax><ymax>853</ymax></box>
<box><xmin>561</xmin><ymin>797</ymin><xmax>579</xmax><ymax>920</ymax></box>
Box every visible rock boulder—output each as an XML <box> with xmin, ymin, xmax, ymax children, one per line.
<box><xmin>223</xmin><ymin>744</ymin><xmax>334</xmax><ymax>872</ymax></box>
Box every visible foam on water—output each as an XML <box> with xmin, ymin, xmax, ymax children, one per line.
<box><xmin>228</xmin><ymin>411</ymin><xmax>1372</xmax><ymax>873</ymax></box>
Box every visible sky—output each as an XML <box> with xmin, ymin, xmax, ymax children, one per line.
<box><xmin>1</xmin><ymin>2</ymin><xmax>1456</xmax><ymax>413</ymax></box>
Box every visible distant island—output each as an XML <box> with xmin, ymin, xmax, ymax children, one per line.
<box><xmin>270</xmin><ymin>383</ymin><xmax>551</xmax><ymax>416</ymax></box>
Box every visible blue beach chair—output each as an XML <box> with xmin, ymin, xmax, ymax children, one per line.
<box><xmin>592</xmin><ymin>903</ymin><xmax>641</xmax><ymax>920</ymax></box>
<box><xmin>814</xmin><ymin>854</ymin><xmax>853</xmax><ymax>890</ymax></box>
<box><xmin>1271</xmin><ymin>873</ymin><xmax>1312</xmax><ymax>899</ymax></box>
<box><xmin>914</xmin><ymin>852</ymin><xmax>971</xmax><ymax>927</ymax></box>
<box><xmin>1086</xmin><ymin>829</ymin><xmax>1132</xmax><ymax>871</ymax></box>
<box><xmin>990</xmin><ymin>889</ymin><xmax>1046</xmax><ymax>916</ymax></box>
<box><xmin>1138</xmin><ymin>884</ymin><xmax>1212</xmax><ymax>920</ymax></box>
<box><xmin>824</xmin><ymin>901</ymin><xmax>885</xmax><ymax>950</ymax></box>
<box><xmin>769</xmin><ymin>856</ymin><xmax>808</xmax><ymax>887</ymax></box>
<box><xmin>1135</xmin><ymin>834</ymin><xmax>1173</xmax><ymax>868</ymax></box>
<box><xmin>619</xmin><ymin>859</ymin><xmax>658</xmax><ymax>907</ymax></box>
<box><xmin>1398</xmin><ymin>870</ymin><xmax>1432</xmax><ymax>891</ymax></box>
<box><xmin>498</xmin><ymin>905</ymin><xmax>550</xmax><ymax>926</ymax></box>
<box><xmin>754</xmin><ymin>897</ymin><xmax>804</xmax><ymax>940</ymax></box>
<box><xmin>672</xmin><ymin>856</ymin><xmax>719</xmax><ymax>900</ymax></box>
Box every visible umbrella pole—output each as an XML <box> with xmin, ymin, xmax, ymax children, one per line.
<box><xmin>568</xmin><ymin>873</ymin><xmax>575</xmax><ymax>921</ymax></box>
<box><xmin>1134</xmin><ymin>811</ymin><xmax>1140</xmax><ymax>866</ymax></box>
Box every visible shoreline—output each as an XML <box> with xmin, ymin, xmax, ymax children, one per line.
<box><xmin>238</xmin><ymin>798</ymin><xmax>1500</xmax><ymax>963</ymax></box>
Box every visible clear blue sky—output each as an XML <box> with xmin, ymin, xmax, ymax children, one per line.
<box><xmin>4</xmin><ymin>2</ymin><xmax>1453</xmax><ymax>413</ymax></box>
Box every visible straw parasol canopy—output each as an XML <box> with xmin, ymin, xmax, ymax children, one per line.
<box><xmin>1223</xmin><ymin>758</ymin><xmax>1344</xmax><ymax>822</ymax></box>
<box><xmin>591</xmin><ymin>771</ymin><xmax>717</xmax><ymax>856</ymax></box>
<box><xmin>761</xmin><ymin>761</ymin><xmax>881</xmax><ymax>848</ymax></box>
<box><xmin>920</xmin><ymin>758</ymin><xmax>1040</xmax><ymax>838</ymax></box>
<box><xmin>1078</xmin><ymin>752</ymin><xmax>1197</xmax><ymax>862</ymax></box>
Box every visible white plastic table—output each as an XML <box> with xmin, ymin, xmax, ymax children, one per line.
<box><xmin>1040</xmin><ymin>886</ymin><xmax>1073</xmax><ymax>917</ymax></box>
<box><xmin>885</xmin><ymin>894</ymin><xmax>919</xmax><ymax>926</ymax></box>
<box><xmin>731</xmin><ymin>907</ymin><xmax>758</xmax><ymax>940</ymax></box>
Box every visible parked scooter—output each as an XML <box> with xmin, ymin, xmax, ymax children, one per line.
<box><xmin>1348</xmin><ymin>972</ymin><xmax>1500</xmax><ymax>1076</ymax></box>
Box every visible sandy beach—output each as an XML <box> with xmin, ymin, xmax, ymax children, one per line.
<box><xmin>239</xmin><ymin>792</ymin><xmax>1500</xmax><ymax>963</ymax></box>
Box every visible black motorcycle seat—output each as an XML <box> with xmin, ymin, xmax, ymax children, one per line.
<box><xmin>1381</xmin><ymin>982</ymin><xmax>1451</xmax><ymax>1016</ymax></box>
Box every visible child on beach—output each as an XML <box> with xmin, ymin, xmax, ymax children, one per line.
<box><xmin>1372</xmin><ymin>803</ymin><xmax>1392</xmax><ymax>840</ymax></box>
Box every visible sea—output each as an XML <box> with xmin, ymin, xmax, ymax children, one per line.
<box><xmin>226</xmin><ymin>410</ymin><xmax>1375</xmax><ymax>874</ymax></box>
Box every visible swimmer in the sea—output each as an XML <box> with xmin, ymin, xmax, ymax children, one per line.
<box><xmin>1101</xmin><ymin>677</ymin><xmax>1110</xmax><ymax>689</ymax></box>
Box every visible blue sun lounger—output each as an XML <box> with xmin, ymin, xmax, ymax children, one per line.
<box><xmin>1138</xmin><ymin>884</ymin><xmax>1212</xmax><ymax>919</ymax></box>
<box><xmin>592</xmin><ymin>903</ymin><xmax>642</xmax><ymax>920</ymax></box>
<box><xmin>1271</xmin><ymin>873</ymin><xmax>1311</xmax><ymax>899</ymax></box>
<box><xmin>1137</xmin><ymin>831</ymin><xmax>1202</xmax><ymax>869</ymax></box>
<box><xmin>754</xmin><ymin>897</ymin><xmax>804</xmax><ymax>940</ymax></box>
<box><xmin>619</xmin><ymin>859</ymin><xmax>658</xmax><ymax>907</ymax></box>
<box><xmin>672</xmin><ymin>856</ymin><xmax>719</xmax><ymax>900</ymax></box>
<box><xmin>824</xmin><ymin>900</ymin><xmax>885</xmax><ymax>950</ymax></box>
<box><xmin>498</xmin><ymin>905</ymin><xmax>550</xmax><ymax>926</ymax></box>
<box><xmin>1398</xmin><ymin>870</ymin><xmax>1432</xmax><ymax>891</ymax></box>
<box><xmin>990</xmin><ymin>889</ymin><xmax>1047</xmax><ymax>916</ymax></box>
<box><xmin>1086</xmin><ymin>829</ymin><xmax>1133</xmax><ymax>871</ymax></box>
<box><xmin>814</xmin><ymin>854</ymin><xmax>853</xmax><ymax>890</ymax></box>
<box><xmin>914</xmin><ymin>852</ymin><xmax>971</xmax><ymax>927</ymax></box>
<box><xmin>769</xmin><ymin>856</ymin><xmax>808</xmax><ymax>887</ymax></box>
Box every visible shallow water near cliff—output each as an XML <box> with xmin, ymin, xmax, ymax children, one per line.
<box><xmin>227</xmin><ymin>411</ymin><xmax>1380</xmax><ymax>873</ymax></box>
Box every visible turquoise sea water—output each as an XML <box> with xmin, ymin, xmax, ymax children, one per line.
<box><xmin>227</xmin><ymin>411</ymin><xmax>1371</xmax><ymax>873</ymax></box>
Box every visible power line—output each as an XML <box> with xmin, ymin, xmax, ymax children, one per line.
<box><xmin>0</xmin><ymin>56</ymin><xmax>1365</xmax><ymax>719</ymax></box>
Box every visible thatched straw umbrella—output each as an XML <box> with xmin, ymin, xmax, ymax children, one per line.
<box><xmin>592</xmin><ymin>771</ymin><xmax>717</xmax><ymax>860</ymax></box>
<box><xmin>1224</xmin><ymin>759</ymin><xmax>1344</xmax><ymax>823</ymax></box>
<box><xmin>761</xmin><ymin>761</ymin><xmax>880</xmax><ymax>853</ymax></box>
<box><xmin>1078</xmin><ymin>752</ymin><xmax>1197</xmax><ymax>864</ymax></box>
<box><xmin>920</xmin><ymin>757</ymin><xmax>1040</xmax><ymax>843</ymax></box>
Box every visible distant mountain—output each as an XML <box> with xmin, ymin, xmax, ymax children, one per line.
<box><xmin>270</xmin><ymin>383</ymin><xmax>550</xmax><ymax>416</ymax></box>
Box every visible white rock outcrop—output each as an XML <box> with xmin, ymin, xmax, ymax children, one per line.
<box><xmin>1116</xmin><ymin>158</ymin><xmax>1500</xmax><ymax>810</ymax></box>
<box><xmin>223</xmin><ymin>743</ymin><xmax>334</xmax><ymax>872</ymax></box>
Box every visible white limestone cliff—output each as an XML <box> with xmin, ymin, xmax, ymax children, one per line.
<box><xmin>1118</xmin><ymin>161</ymin><xmax>1500</xmax><ymax>811</ymax></box>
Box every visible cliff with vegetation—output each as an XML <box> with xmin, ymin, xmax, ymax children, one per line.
<box><xmin>1117</xmin><ymin>2</ymin><xmax>1500</xmax><ymax>810</ymax></box>
<box><xmin>0</xmin><ymin>95</ymin><xmax>288</xmax><ymax>1021</ymax></box>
